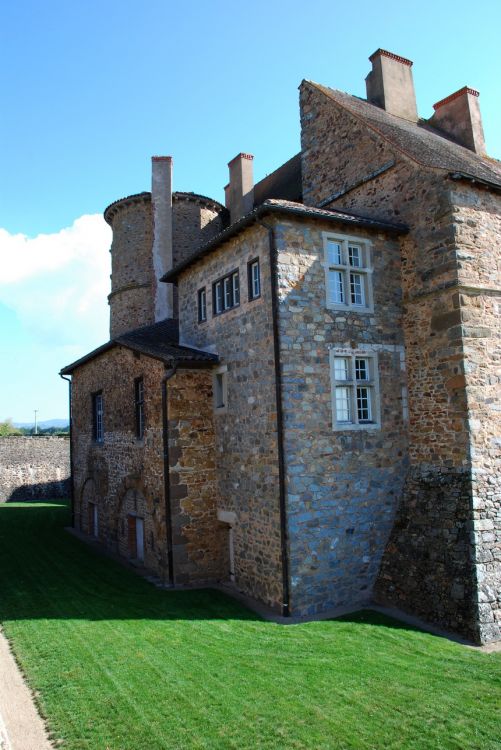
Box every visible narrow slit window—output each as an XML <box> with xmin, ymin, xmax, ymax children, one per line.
<box><xmin>248</xmin><ymin>259</ymin><xmax>261</xmax><ymax>300</ymax></box>
<box><xmin>198</xmin><ymin>287</ymin><xmax>207</xmax><ymax>322</ymax></box>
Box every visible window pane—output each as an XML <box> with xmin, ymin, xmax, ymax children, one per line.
<box><xmin>355</xmin><ymin>358</ymin><xmax>369</xmax><ymax>381</ymax></box>
<box><xmin>329</xmin><ymin>270</ymin><xmax>345</xmax><ymax>304</ymax></box>
<box><xmin>350</xmin><ymin>273</ymin><xmax>364</xmax><ymax>305</ymax></box>
<box><xmin>215</xmin><ymin>282</ymin><xmax>223</xmax><ymax>314</ymax></box>
<box><xmin>336</xmin><ymin>386</ymin><xmax>351</xmax><ymax>422</ymax></box>
<box><xmin>334</xmin><ymin>357</ymin><xmax>350</xmax><ymax>381</ymax></box>
<box><xmin>348</xmin><ymin>244</ymin><xmax>363</xmax><ymax>268</ymax></box>
<box><xmin>232</xmin><ymin>272</ymin><xmax>240</xmax><ymax>305</ymax></box>
<box><xmin>327</xmin><ymin>240</ymin><xmax>342</xmax><ymax>265</ymax></box>
<box><xmin>252</xmin><ymin>261</ymin><xmax>260</xmax><ymax>297</ymax></box>
<box><xmin>356</xmin><ymin>386</ymin><xmax>372</xmax><ymax>422</ymax></box>
<box><xmin>224</xmin><ymin>277</ymin><xmax>232</xmax><ymax>309</ymax></box>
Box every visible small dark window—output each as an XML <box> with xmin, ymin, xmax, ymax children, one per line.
<box><xmin>248</xmin><ymin>258</ymin><xmax>260</xmax><ymax>300</ymax></box>
<box><xmin>213</xmin><ymin>270</ymin><xmax>240</xmax><ymax>315</ymax></box>
<box><xmin>92</xmin><ymin>392</ymin><xmax>103</xmax><ymax>442</ymax></box>
<box><xmin>198</xmin><ymin>288</ymin><xmax>207</xmax><ymax>323</ymax></box>
<box><xmin>134</xmin><ymin>378</ymin><xmax>145</xmax><ymax>439</ymax></box>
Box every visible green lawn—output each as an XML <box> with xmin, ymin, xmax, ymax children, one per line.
<box><xmin>0</xmin><ymin>502</ymin><xmax>499</xmax><ymax>750</ymax></box>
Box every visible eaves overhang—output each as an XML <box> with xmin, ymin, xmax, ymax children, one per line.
<box><xmin>161</xmin><ymin>199</ymin><xmax>408</xmax><ymax>283</ymax></box>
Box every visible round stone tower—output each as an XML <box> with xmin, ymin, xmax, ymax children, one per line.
<box><xmin>104</xmin><ymin>157</ymin><xmax>227</xmax><ymax>339</ymax></box>
<box><xmin>172</xmin><ymin>192</ymin><xmax>227</xmax><ymax>268</ymax></box>
<box><xmin>105</xmin><ymin>192</ymin><xmax>154</xmax><ymax>338</ymax></box>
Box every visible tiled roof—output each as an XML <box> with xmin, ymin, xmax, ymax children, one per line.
<box><xmin>60</xmin><ymin>319</ymin><xmax>218</xmax><ymax>375</ymax></box>
<box><xmin>162</xmin><ymin>198</ymin><xmax>407</xmax><ymax>282</ymax></box>
<box><xmin>308</xmin><ymin>82</ymin><xmax>501</xmax><ymax>189</ymax></box>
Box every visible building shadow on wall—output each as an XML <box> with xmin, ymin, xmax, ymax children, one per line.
<box><xmin>0</xmin><ymin>501</ymin><xmax>260</xmax><ymax>623</ymax></box>
<box><xmin>6</xmin><ymin>480</ymin><xmax>70</xmax><ymax>502</ymax></box>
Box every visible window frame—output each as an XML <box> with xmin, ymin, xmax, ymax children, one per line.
<box><xmin>134</xmin><ymin>377</ymin><xmax>145</xmax><ymax>440</ymax></box>
<box><xmin>197</xmin><ymin>287</ymin><xmax>207</xmax><ymax>323</ymax></box>
<box><xmin>247</xmin><ymin>257</ymin><xmax>261</xmax><ymax>301</ymax></box>
<box><xmin>92</xmin><ymin>391</ymin><xmax>104</xmax><ymax>443</ymax></box>
<box><xmin>212</xmin><ymin>270</ymin><xmax>240</xmax><ymax>316</ymax></box>
<box><xmin>322</xmin><ymin>233</ymin><xmax>374</xmax><ymax>313</ymax></box>
<box><xmin>213</xmin><ymin>365</ymin><xmax>228</xmax><ymax>413</ymax></box>
<box><xmin>329</xmin><ymin>348</ymin><xmax>381</xmax><ymax>430</ymax></box>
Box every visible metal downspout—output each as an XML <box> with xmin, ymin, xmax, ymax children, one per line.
<box><xmin>60</xmin><ymin>374</ymin><xmax>74</xmax><ymax>526</ymax></box>
<box><xmin>257</xmin><ymin>219</ymin><xmax>290</xmax><ymax>617</ymax></box>
<box><xmin>162</xmin><ymin>364</ymin><xmax>178</xmax><ymax>586</ymax></box>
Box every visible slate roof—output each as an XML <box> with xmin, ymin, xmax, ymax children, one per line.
<box><xmin>60</xmin><ymin>319</ymin><xmax>218</xmax><ymax>375</ymax></box>
<box><xmin>162</xmin><ymin>198</ymin><xmax>407</xmax><ymax>282</ymax></box>
<box><xmin>309</xmin><ymin>82</ymin><xmax>501</xmax><ymax>189</ymax></box>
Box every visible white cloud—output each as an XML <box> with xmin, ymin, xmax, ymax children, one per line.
<box><xmin>0</xmin><ymin>215</ymin><xmax>112</xmax><ymax>350</ymax></box>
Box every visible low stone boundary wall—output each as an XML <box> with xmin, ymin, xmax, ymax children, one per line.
<box><xmin>0</xmin><ymin>436</ymin><xmax>70</xmax><ymax>501</ymax></box>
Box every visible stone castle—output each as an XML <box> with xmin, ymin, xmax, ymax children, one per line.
<box><xmin>61</xmin><ymin>49</ymin><xmax>501</xmax><ymax>644</ymax></box>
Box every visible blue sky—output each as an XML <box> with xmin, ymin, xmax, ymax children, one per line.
<box><xmin>1</xmin><ymin>0</ymin><xmax>500</xmax><ymax>422</ymax></box>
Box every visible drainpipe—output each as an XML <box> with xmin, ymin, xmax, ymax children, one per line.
<box><xmin>60</xmin><ymin>374</ymin><xmax>74</xmax><ymax>526</ymax></box>
<box><xmin>257</xmin><ymin>219</ymin><xmax>290</xmax><ymax>617</ymax></box>
<box><xmin>162</xmin><ymin>364</ymin><xmax>178</xmax><ymax>586</ymax></box>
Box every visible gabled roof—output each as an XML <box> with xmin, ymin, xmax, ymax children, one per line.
<box><xmin>307</xmin><ymin>82</ymin><xmax>501</xmax><ymax>190</ymax></box>
<box><xmin>162</xmin><ymin>198</ymin><xmax>407</xmax><ymax>282</ymax></box>
<box><xmin>60</xmin><ymin>319</ymin><xmax>218</xmax><ymax>375</ymax></box>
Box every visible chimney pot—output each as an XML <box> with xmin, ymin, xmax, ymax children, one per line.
<box><xmin>366</xmin><ymin>48</ymin><xmax>418</xmax><ymax>122</ymax></box>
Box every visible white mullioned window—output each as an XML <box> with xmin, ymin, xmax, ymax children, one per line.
<box><xmin>323</xmin><ymin>233</ymin><xmax>373</xmax><ymax>312</ymax></box>
<box><xmin>330</xmin><ymin>348</ymin><xmax>380</xmax><ymax>430</ymax></box>
<box><xmin>213</xmin><ymin>271</ymin><xmax>240</xmax><ymax>315</ymax></box>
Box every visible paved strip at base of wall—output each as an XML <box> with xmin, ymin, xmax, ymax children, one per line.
<box><xmin>0</xmin><ymin>630</ymin><xmax>53</xmax><ymax>749</ymax></box>
<box><xmin>0</xmin><ymin>437</ymin><xmax>70</xmax><ymax>502</ymax></box>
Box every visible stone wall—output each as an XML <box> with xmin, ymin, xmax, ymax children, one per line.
<box><xmin>168</xmin><ymin>369</ymin><xmax>226</xmax><ymax>584</ymax></box>
<box><xmin>71</xmin><ymin>347</ymin><xmax>169</xmax><ymax>579</ymax></box>
<box><xmin>273</xmin><ymin>215</ymin><xmax>409</xmax><ymax>615</ymax></box>
<box><xmin>70</xmin><ymin>346</ymin><xmax>226</xmax><ymax>586</ymax></box>
<box><xmin>452</xmin><ymin>185</ymin><xmax>501</xmax><ymax>642</ymax></box>
<box><xmin>178</xmin><ymin>223</ymin><xmax>284</xmax><ymax>611</ymax></box>
<box><xmin>0</xmin><ymin>436</ymin><xmax>70</xmax><ymax>501</ymax></box>
<box><xmin>298</xmin><ymin>80</ymin><xmax>500</xmax><ymax>641</ymax></box>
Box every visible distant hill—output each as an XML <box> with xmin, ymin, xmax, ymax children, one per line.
<box><xmin>14</xmin><ymin>419</ymin><xmax>69</xmax><ymax>429</ymax></box>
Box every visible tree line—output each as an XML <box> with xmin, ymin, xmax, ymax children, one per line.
<box><xmin>0</xmin><ymin>419</ymin><xmax>70</xmax><ymax>437</ymax></box>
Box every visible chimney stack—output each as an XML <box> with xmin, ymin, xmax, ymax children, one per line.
<box><xmin>429</xmin><ymin>87</ymin><xmax>486</xmax><ymax>155</ymax></box>
<box><xmin>151</xmin><ymin>156</ymin><xmax>173</xmax><ymax>320</ymax></box>
<box><xmin>366</xmin><ymin>49</ymin><xmax>418</xmax><ymax>122</ymax></box>
<box><xmin>227</xmin><ymin>153</ymin><xmax>254</xmax><ymax>223</ymax></box>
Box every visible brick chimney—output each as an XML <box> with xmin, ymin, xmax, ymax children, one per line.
<box><xmin>429</xmin><ymin>87</ymin><xmax>486</xmax><ymax>155</ymax></box>
<box><xmin>366</xmin><ymin>49</ymin><xmax>418</xmax><ymax>122</ymax></box>
<box><xmin>151</xmin><ymin>156</ymin><xmax>173</xmax><ymax>320</ymax></box>
<box><xmin>227</xmin><ymin>153</ymin><xmax>254</xmax><ymax>223</ymax></box>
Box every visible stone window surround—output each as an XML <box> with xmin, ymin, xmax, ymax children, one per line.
<box><xmin>92</xmin><ymin>390</ymin><xmax>104</xmax><ymax>443</ymax></box>
<box><xmin>247</xmin><ymin>257</ymin><xmax>261</xmax><ymax>301</ymax></box>
<box><xmin>329</xmin><ymin>346</ymin><xmax>381</xmax><ymax>430</ymax></box>
<box><xmin>322</xmin><ymin>231</ymin><xmax>374</xmax><ymax>313</ymax></box>
<box><xmin>213</xmin><ymin>364</ymin><xmax>228</xmax><ymax>414</ymax></box>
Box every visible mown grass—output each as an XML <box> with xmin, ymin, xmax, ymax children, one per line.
<box><xmin>0</xmin><ymin>501</ymin><xmax>500</xmax><ymax>750</ymax></box>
